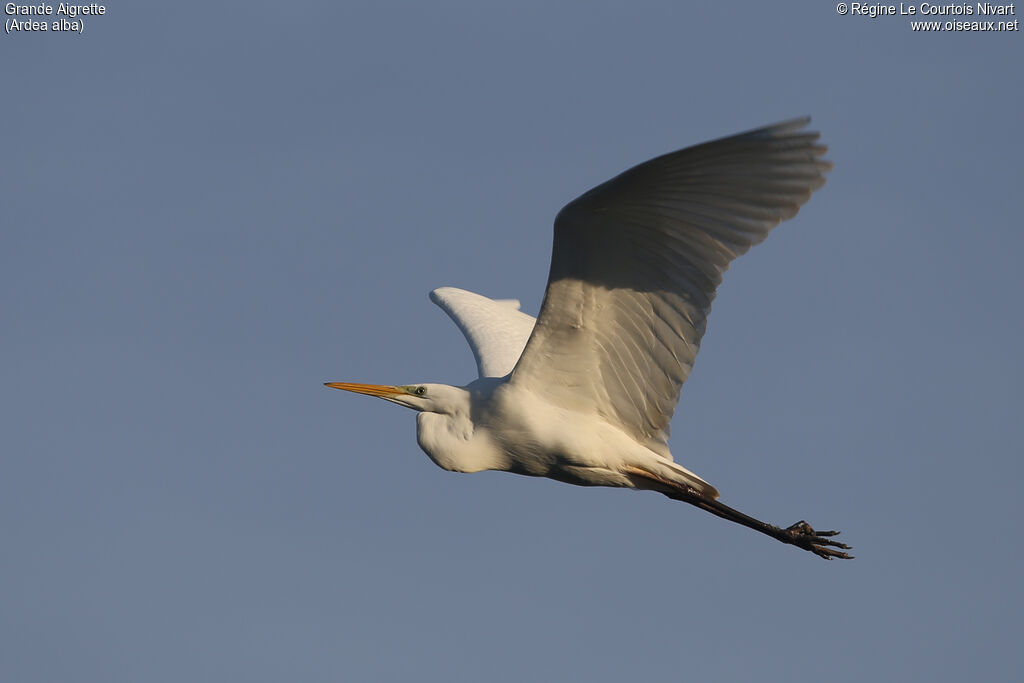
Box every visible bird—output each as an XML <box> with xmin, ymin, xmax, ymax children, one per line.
<box><xmin>326</xmin><ymin>117</ymin><xmax>852</xmax><ymax>560</ymax></box>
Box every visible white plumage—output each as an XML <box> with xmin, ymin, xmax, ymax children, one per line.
<box><xmin>428</xmin><ymin>287</ymin><xmax>535</xmax><ymax>379</ymax></box>
<box><xmin>327</xmin><ymin>118</ymin><xmax>851</xmax><ymax>559</ymax></box>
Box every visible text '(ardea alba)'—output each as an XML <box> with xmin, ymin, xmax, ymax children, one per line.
<box><xmin>327</xmin><ymin>118</ymin><xmax>851</xmax><ymax>560</ymax></box>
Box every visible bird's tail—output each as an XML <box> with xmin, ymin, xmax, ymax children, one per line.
<box><xmin>622</xmin><ymin>461</ymin><xmax>720</xmax><ymax>500</ymax></box>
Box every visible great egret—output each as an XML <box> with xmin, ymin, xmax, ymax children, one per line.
<box><xmin>327</xmin><ymin>118</ymin><xmax>851</xmax><ymax>560</ymax></box>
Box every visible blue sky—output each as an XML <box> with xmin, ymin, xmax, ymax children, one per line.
<box><xmin>3</xmin><ymin>2</ymin><xmax>1022</xmax><ymax>681</ymax></box>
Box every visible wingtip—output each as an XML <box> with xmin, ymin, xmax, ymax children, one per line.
<box><xmin>429</xmin><ymin>286</ymin><xmax>460</xmax><ymax>305</ymax></box>
<box><xmin>749</xmin><ymin>116</ymin><xmax>816</xmax><ymax>138</ymax></box>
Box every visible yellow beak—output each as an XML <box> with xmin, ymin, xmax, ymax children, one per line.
<box><xmin>323</xmin><ymin>381</ymin><xmax>405</xmax><ymax>398</ymax></box>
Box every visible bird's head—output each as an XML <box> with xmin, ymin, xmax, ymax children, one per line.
<box><xmin>324</xmin><ymin>381</ymin><xmax>461</xmax><ymax>413</ymax></box>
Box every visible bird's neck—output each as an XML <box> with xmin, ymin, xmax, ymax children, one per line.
<box><xmin>416</xmin><ymin>410</ymin><xmax>502</xmax><ymax>474</ymax></box>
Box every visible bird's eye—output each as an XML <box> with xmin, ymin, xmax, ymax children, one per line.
<box><xmin>415</xmin><ymin>386</ymin><xmax>426</xmax><ymax>396</ymax></box>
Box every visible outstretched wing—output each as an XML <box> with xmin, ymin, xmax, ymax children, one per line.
<box><xmin>510</xmin><ymin>118</ymin><xmax>832</xmax><ymax>456</ymax></box>
<box><xmin>430</xmin><ymin>287</ymin><xmax>536</xmax><ymax>378</ymax></box>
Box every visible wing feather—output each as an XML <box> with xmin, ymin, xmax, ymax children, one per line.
<box><xmin>429</xmin><ymin>287</ymin><xmax>536</xmax><ymax>378</ymax></box>
<box><xmin>510</xmin><ymin>118</ymin><xmax>832</xmax><ymax>456</ymax></box>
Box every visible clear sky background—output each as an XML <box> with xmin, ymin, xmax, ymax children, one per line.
<box><xmin>3</xmin><ymin>2</ymin><xmax>1022</xmax><ymax>681</ymax></box>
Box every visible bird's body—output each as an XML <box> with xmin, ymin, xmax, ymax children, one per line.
<box><xmin>415</xmin><ymin>377</ymin><xmax>712</xmax><ymax>496</ymax></box>
<box><xmin>327</xmin><ymin>118</ymin><xmax>852</xmax><ymax>559</ymax></box>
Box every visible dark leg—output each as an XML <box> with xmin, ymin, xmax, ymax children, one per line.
<box><xmin>667</xmin><ymin>488</ymin><xmax>853</xmax><ymax>560</ymax></box>
<box><xmin>620</xmin><ymin>466</ymin><xmax>852</xmax><ymax>560</ymax></box>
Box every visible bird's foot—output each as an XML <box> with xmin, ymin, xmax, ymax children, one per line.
<box><xmin>782</xmin><ymin>520</ymin><xmax>853</xmax><ymax>560</ymax></box>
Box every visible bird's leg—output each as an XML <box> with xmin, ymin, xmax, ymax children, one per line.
<box><xmin>622</xmin><ymin>466</ymin><xmax>852</xmax><ymax>560</ymax></box>
<box><xmin>677</xmin><ymin>493</ymin><xmax>853</xmax><ymax>560</ymax></box>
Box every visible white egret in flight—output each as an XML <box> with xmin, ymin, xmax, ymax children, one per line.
<box><xmin>327</xmin><ymin>118</ymin><xmax>851</xmax><ymax>560</ymax></box>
